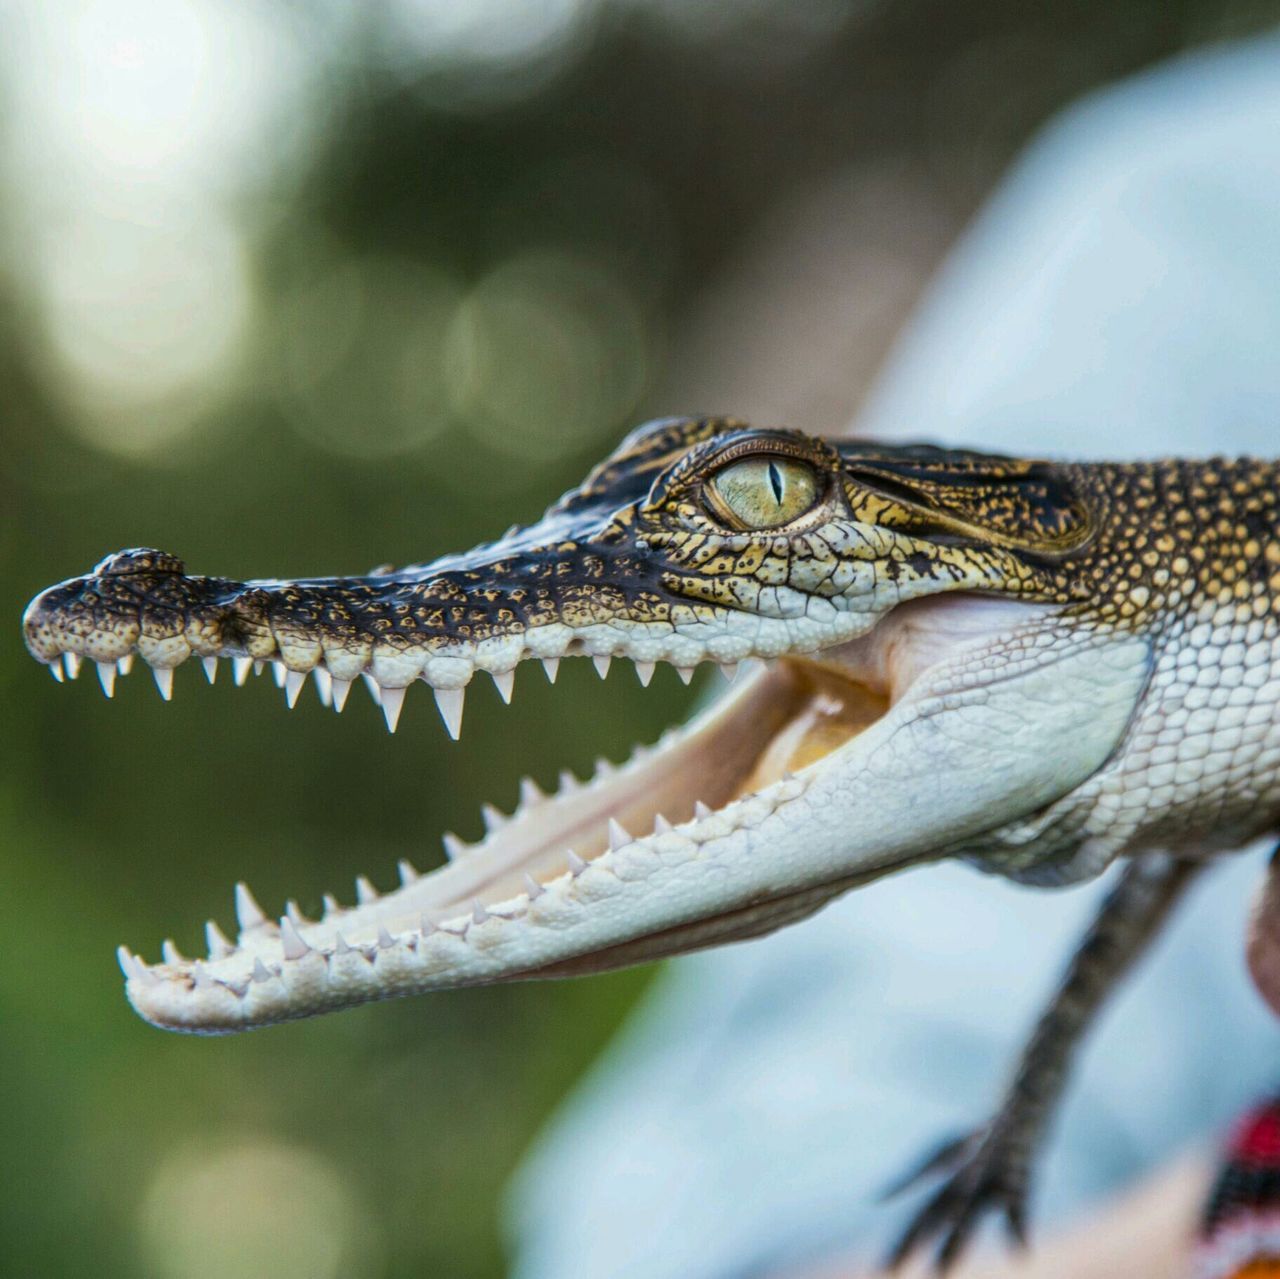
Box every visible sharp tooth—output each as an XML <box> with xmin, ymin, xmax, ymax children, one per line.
<box><xmin>420</xmin><ymin>914</ymin><xmax>437</xmax><ymax>936</ymax></box>
<box><xmin>285</xmin><ymin>899</ymin><xmax>309</xmax><ymax>927</ymax></box>
<box><xmin>720</xmin><ymin>662</ymin><xmax>739</xmax><ymax>682</ymax></box>
<box><xmin>252</xmin><ymin>958</ymin><xmax>273</xmax><ymax>982</ymax></box>
<box><xmin>471</xmin><ymin>900</ymin><xmax>490</xmax><ymax>924</ymax></box>
<box><xmin>607</xmin><ymin>818</ymin><xmax>630</xmax><ymax>851</ymax></box>
<box><xmin>380</xmin><ymin>684</ymin><xmax>406</xmax><ymax>733</ymax></box>
<box><xmin>322</xmin><ymin>893</ymin><xmax>341</xmax><ymax>917</ymax></box>
<box><xmin>558</xmin><ymin>769</ymin><xmax>579</xmax><ymax>794</ymax></box>
<box><xmin>118</xmin><ymin>654</ymin><xmax>134</xmax><ymax>676</ymax></box>
<box><xmin>695</xmin><ymin>800</ymin><xmax>713</xmax><ymax>820</ymax></box>
<box><xmin>116</xmin><ymin>945</ymin><xmax>137</xmax><ymax>981</ymax></box>
<box><xmin>541</xmin><ymin>656</ymin><xmax>560</xmax><ymax>683</ymax></box>
<box><xmin>97</xmin><ymin>661</ymin><xmax>116</xmax><ymax>697</ymax></box>
<box><xmin>152</xmin><ymin>666</ymin><xmax>174</xmax><ymax>700</ymax></box>
<box><xmin>594</xmin><ymin>756</ymin><xmax>615</xmax><ymax>778</ymax></box>
<box><xmin>355</xmin><ymin>875</ymin><xmax>378</xmax><ymax>904</ymax></box>
<box><xmin>592</xmin><ymin>654</ymin><xmax>612</xmax><ymax>679</ymax></box>
<box><xmin>398</xmin><ymin>858</ymin><xmax>419</xmax><ymax>886</ymax></box>
<box><xmin>518</xmin><ymin>776</ymin><xmax>543</xmax><ymax>809</ymax></box>
<box><xmin>285</xmin><ymin>669</ymin><xmax>308</xmax><ymax>709</ymax></box>
<box><xmin>313</xmin><ymin>667</ymin><xmax>333</xmax><ymax>708</ymax></box>
<box><xmin>377</xmin><ymin>927</ymin><xmax>396</xmax><ymax>949</ymax></box>
<box><xmin>675</xmin><ymin>665</ymin><xmax>695</xmax><ymax>685</ymax></box>
<box><xmin>433</xmin><ymin>686</ymin><xmax>465</xmax><ymax>740</ymax></box>
<box><xmin>233</xmin><ymin>657</ymin><xmax>253</xmax><ymax>686</ymax></box>
<box><xmin>234</xmin><ymin>882</ymin><xmax>268</xmax><ymax>932</ymax></box>
<box><xmin>202</xmin><ymin>656</ymin><xmax>218</xmax><ymax>684</ymax></box>
<box><xmin>566</xmin><ymin>849</ymin><xmax>587</xmax><ymax>876</ymax></box>
<box><xmin>490</xmin><ymin>669</ymin><xmax>515</xmax><ymax>704</ymax></box>
<box><xmin>272</xmin><ymin>661</ymin><xmax>287</xmax><ymax>689</ymax></box>
<box><xmin>253</xmin><ymin>660</ymin><xmax>264</xmax><ymax>677</ymax></box>
<box><xmin>64</xmin><ymin>652</ymin><xmax>81</xmax><ymax>679</ymax></box>
<box><xmin>330</xmin><ymin>678</ymin><xmax>352</xmax><ymax>713</ymax></box>
<box><xmin>654</xmin><ymin>813</ymin><xmax>673</xmax><ymax>834</ymax></box>
<box><xmin>205</xmin><ymin>919</ymin><xmax>234</xmax><ymax>959</ymax></box>
<box><xmin>334</xmin><ymin>933</ymin><xmax>352</xmax><ymax>955</ymax></box>
<box><xmin>50</xmin><ymin>662</ymin><xmax>65</xmax><ymax>683</ymax></box>
<box><xmin>279</xmin><ymin>916</ymin><xmax>310</xmax><ymax>960</ymax></box>
<box><xmin>481</xmin><ymin>802</ymin><xmax>506</xmax><ymax>834</ymax></box>
<box><xmin>362</xmin><ymin>673</ymin><xmax>380</xmax><ymax>705</ymax></box>
<box><xmin>191</xmin><ymin>961</ymin><xmax>215</xmax><ymax>989</ymax></box>
<box><xmin>522</xmin><ymin>872</ymin><xmax>544</xmax><ymax>900</ymax></box>
<box><xmin>161</xmin><ymin>939</ymin><xmax>185</xmax><ymax>965</ymax></box>
<box><xmin>634</xmin><ymin>660</ymin><xmax>655</xmax><ymax>687</ymax></box>
<box><xmin>442</xmin><ymin>832</ymin><xmax>466</xmax><ymax>861</ymax></box>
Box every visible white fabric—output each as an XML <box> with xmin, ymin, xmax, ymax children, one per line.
<box><xmin>510</xmin><ymin>35</ymin><xmax>1280</xmax><ymax>1279</ymax></box>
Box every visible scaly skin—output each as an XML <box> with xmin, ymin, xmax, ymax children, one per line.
<box><xmin>22</xmin><ymin>417</ymin><xmax>1280</xmax><ymax>1267</ymax></box>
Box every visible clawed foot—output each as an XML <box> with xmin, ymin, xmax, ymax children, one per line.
<box><xmin>883</xmin><ymin>1126</ymin><xmax>1030</xmax><ymax>1272</ymax></box>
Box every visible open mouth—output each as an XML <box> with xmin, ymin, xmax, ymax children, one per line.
<box><xmin>95</xmin><ymin>648</ymin><xmax>889</xmax><ymax>1030</ymax></box>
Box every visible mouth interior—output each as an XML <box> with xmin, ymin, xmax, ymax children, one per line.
<box><xmin>357</xmin><ymin>658</ymin><xmax>889</xmax><ymax>938</ymax></box>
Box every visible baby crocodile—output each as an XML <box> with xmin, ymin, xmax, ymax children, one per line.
<box><xmin>22</xmin><ymin>417</ymin><xmax>1280</xmax><ymax>1267</ymax></box>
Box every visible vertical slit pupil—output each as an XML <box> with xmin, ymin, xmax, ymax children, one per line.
<box><xmin>767</xmin><ymin>461</ymin><xmax>784</xmax><ymax>504</ymax></box>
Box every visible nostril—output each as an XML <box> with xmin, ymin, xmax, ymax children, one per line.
<box><xmin>93</xmin><ymin>548</ymin><xmax>186</xmax><ymax>577</ymax></box>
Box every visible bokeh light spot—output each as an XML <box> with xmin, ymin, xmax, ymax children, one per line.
<box><xmin>446</xmin><ymin>250</ymin><xmax>649</xmax><ymax>460</ymax></box>
<box><xmin>137</xmin><ymin>1139</ymin><xmax>380</xmax><ymax>1279</ymax></box>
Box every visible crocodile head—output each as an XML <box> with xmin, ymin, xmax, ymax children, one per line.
<box><xmin>22</xmin><ymin>417</ymin><xmax>1153</xmax><ymax>1033</ymax></box>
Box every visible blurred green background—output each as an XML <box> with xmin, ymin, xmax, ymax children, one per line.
<box><xmin>4</xmin><ymin>2</ymin><xmax>1279</xmax><ymax>1275</ymax></box>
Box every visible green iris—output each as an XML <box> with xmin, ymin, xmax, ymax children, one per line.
<box><xmin>708</xmin><ymin>456</ymin><xmax>820</xmax><ymax>530</ymax></box>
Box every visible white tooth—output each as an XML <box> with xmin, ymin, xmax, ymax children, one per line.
<box><xmin>117</xmin><ymin>654</ymin><xmax>134</xmax><ymax>676</ymax></box>
<box><xmin>420</xmin><ymin>914</ymin><xmax>437</xmax><ymax>936</ymax></box>
<box><xmin>362</xmin><ymin>673</ymin><xmax>380</xmax><ymax>705</ymax></box>
<box><xmin>471</xmin><ymin>900</ymin><xmax>490</xmax><ymax>924</ymax></box>
<box><xmin>481</xmin><ymin>802</ymin><xmax>506</xmax><ymax>834</ymax></box>
<box><xmin>355</xmin><ymin>875</ymin><xmax>378</xmax><ymax>905</ymax></box>
<box><xmin>116</xmin><ymin>945</ymin><xmax>136</xmax><ymax>980</ymax></box>
<box><xmin>397</xmin><ymin>858</ymin><xmax>419</xmax><ymax>886</ymax></box>
<box><xmin>152</xmin><ymin>666</ymin><xmax>174</xmax><ymax>700</ymax></box>
<box><xmin>97</xmin><ymin>662</ymin><xmax>116</xmax><ymax>697</ymax></box>
<box><xmin>654</xmin><ymin>813</ymin><xmax>673</xmax><ymax>834</ymax></box>
<box><xmin>285</xmin><ymin>669</ymin><xmax>308</xmax><ymax>709</ymax></box>
<box><xmin>279</xmin><ymin>916</ymin><xmax>310</xmax><ymax>960</ymax></box>
<box><xmin>522</xmin><ymin>872</ymin><xmax>544</xmax><ymax>900</ymax></box>
<box><xmin>233</xmin><ymin>657</ymin><xmax>253</xmax><ymax>686</ymax></box>
<box><xmin>191</xmin><ymin>961</ymin><xmax>215</xmax><ymax>989</ymax></box>
<box><xmin>64</xmin><ymin>652</ymin><xmax>81</xmax><ymax>679</ymax></box>
<box><xmin>518</xmin><ymin>776</ymin><xmax>543</xmax><ymax>809</ymax></box>
<box><xmin>202</xmin><ymin>656</ymin><xmax>218</xmax><ymax>684</ymax></box>
<box><xmin>592</xmin><ymin>654</ymin><xmax>612</xmax><ymax>679</ymax></box>
<box><xmin>434</xmin><ymin>686</ymin><xmax>465</xmax><ymax>740</ymax></box>
<box><xmin>252</xmin><ymin>958</ymin><xmax>273</xmax><ymax>982</ymax></box>
<box><xmin>608</xmin><ymin>818</ymin><xmax>630</xmax><ymax>851</ymax></box>
<box><xmin>50</xmin><ymin>662</ymin><xmax>65</xmax><ymax>683</ymax></box>
<box><xmin>720</xmin><ymin>662</ymin><xmax>739</xmax><ymax>682</ymax></box>
<box><xmin>322</xmin><ymin>893</ymin><xmax>341</xmax><ymax>917</ymax></box>
<box><xmin>377</xmin><ymin>927</ymin><xmax>396</xmax><ymax>949</ymax></box>
<box><xmin>161</xmin><ymin>939</ymin><xmax>184</xmax><ymax>965</ymax></box>
<box><xmin>491</xmin><ymin>668</ymin><xmax>515</xmax><ymax>704</ymax></box>
<box><xmin>566</xmin><ymin>849</ymin><xmax>587</xmax><ymax>876</ymax></box>
<box><xmin>695</xmin><ymin>800</ymin><xmax>713</xmax><ymax>820</ymax></box>
<box><xmin>285</xmin><ymin>899</ymin><xmax>309</xmax><ymax>927</ymax></box>
<box><xmin>313</xmin><ymin>667</ymin><xmax>333</xmax><ymax>708</ymax></box>
<box><xmin>253</xmin><ymin>660</ymin><xmax>264</xmax><ymax>677</ymax></box>
<box><xmin>205</xmin><ymin>919</ymin><xmax>234</xmax><ymax>959</ymax></box>
<box><xmin>380</xmin><ymin>684</ymin><xmax>406</xmax><ymax>733</ymax></box>
<box><xmin>272</xmin><ymin>661</ymin><xmax>287</xmax><ymax>689</ymax></box>
<box><xmin>234</xmin><ymin>882</ymin><xmax>268</xmax><ymax>932</ymax></box>
<box><xmin>330</xmin><ymin>678</ymin><xmax>352</xmax><ymax>713</ymax></box>
<box><xmin>594</xmin><ymin>756</ymin><xmax>615</xmax><ymax>778</ymax></box>
<box><xmin>676</xmin><ymin>665</ymin><xmax>695</xmax><ymax>685</ymax></box>
<box><xmin>442</xmin><ymin>832</ymin><xmax>466</xmax><ymax>861</ymax></box>
<box><xmin>334</xmin><ymin>933</ymin><xmax>352</xmax><ymax>955</ymax></box>
<box><xmin>541</xmin><ymin>656</ymin><xmax>560</xmax><ymax>683</ymax></box>
<box><xmin>634</xmin><ymin>661</ymin><xmax>655</xmax><ymax>687</ymax></box>
<box><xmin>558</xmin><ymin>769</ymin><xmax>579</xmax><ymax>795</ymax></box>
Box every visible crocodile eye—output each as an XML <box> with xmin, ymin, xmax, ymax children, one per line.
<box><xmin>706</xmin><ymin>456</ymin><xmax>820</xmax><ymax>530</ymax></box>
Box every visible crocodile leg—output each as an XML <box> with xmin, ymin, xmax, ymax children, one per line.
<box><xmin>886</xmin><ymin>852</ymin><xmax>1202</xmax><ymax>1272</ymax></box>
